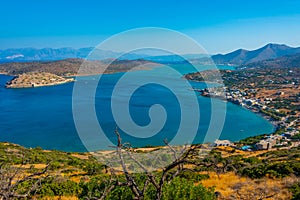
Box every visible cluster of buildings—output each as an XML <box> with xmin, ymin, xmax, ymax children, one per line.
<box><xmin>197</xmin><ymin>83</ymin><xmax>299</xmax><ymax>152</ymax></box>
<box><xmin>213</xmin><ymin>130</ymin><xmax>299</xmax><ymax>151</ymax></box>
<box><xmin>201</xmin><ymin>87</ymin><xmax>262</xmax><ymax>108</ymax></box>
<box><xmin>190</xmin><ymin>67</ymin><xmax>300</xmax><ymax>152</ymax></box>
<box><xmin>255</xmin><ymin>134</ymin><xmax>287</xmax><ymax>150</ymax></box>
<box><xmin>199</xmin><ymin>87</ymin><xmax>299</xmax><ymax>128</ymax></box>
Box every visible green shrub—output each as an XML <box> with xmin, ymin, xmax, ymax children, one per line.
<box><xmin>161</xmin><ymin>177</ymin><xmax>215</xmax><ymax>200</ymax></box>
<box><xmin>290</xmin><ymin>183</ymin><xmax>300</xmax><ymax>200</ymax></box>
<box><xmin>38</xmin><ymin>177</ymin><xmax>81</xmax><ymax>197</ymax></box>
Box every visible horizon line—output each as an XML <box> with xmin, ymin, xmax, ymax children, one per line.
<box><xmin>0</xmin><ymin>42</ymin><xmax>299</xmax><ymax>56</ymax></box>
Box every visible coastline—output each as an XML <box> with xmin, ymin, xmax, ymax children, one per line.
<box><xmin>238</xmin><ymin>103</ymin><xmax>279</xmax><ymax>128</ymax></box>
<box><xmin>198</xmin><ymin>90</ymin><xmax>279</xmax><ymax>130</ymax></box>
<box><xmin>5</xmin><ymin>72</ymin><xmax>75</xmax><ymax>89</ymax></box>
<box><xmin>185</xmin><ymin>65</ymin><xmax>299</xmax><ymax>143</ymax></box>
<box><xmin>6</xmin><ymin>79</ymin><xmax>74</xmax><ymax>89</ymax></box>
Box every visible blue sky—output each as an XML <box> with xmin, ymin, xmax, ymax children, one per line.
<box><xmin>1</xmin><ymin>0</ymin><xmax>300</xmax><ymax>53</ymax></box>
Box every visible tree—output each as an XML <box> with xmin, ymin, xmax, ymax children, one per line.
<box><xmin>0</xmin><ymin>162</ymin><xmax>50</xmax><ymax>200</ymax></box>
<box><xmin>84</xmin><ymin>128</ymin><xmax>215</xmax><ymax>200</ymax></box>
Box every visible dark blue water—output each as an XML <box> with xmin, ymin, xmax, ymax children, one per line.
<box><xmin>0</xmin><ymin>64</ymin><xmax>274</xmax><ymax>152</ymax></box>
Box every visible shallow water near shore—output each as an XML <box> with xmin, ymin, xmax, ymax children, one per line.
<box><xmin>0</xmin><ymin>64</ymin><xmax>274</xmax><ymax>152</ymax></box>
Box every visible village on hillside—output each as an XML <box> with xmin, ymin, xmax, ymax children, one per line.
<box><xmin>187</xmin><ymin>67</ymin><xmax>300</xmax><ymax>152</ymax></box>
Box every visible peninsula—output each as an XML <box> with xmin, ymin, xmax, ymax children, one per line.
<box><xmin>0</xmin><ymin>58</ymin><xmax>157</xmax><ymax>89</ymax></box>
<box><xmin>0</xmin><ymin>58</ymin><xmax>157</xmax><ymax>76</ymax></box>
<box><xmin>5</xmin><ymin>72</ymin><xmax>74</xmax><ymax>88</ymax></box>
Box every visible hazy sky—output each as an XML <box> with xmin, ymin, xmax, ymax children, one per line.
<box><xmin>1</xmin><ymin>0</ymin><xmax>300</xmax><ymax>54</ymax></box>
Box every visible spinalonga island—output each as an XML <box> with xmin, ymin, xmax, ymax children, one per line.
<box><xmin>5</xmin><ymin>72</ymin><xmax>74</xmax><ymax>88</ymax></box>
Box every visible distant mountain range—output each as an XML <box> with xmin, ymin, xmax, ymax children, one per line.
<box><xmin>211</xmin><ymin>43</ymin><xmax>300</xmax><ymax>65</ymax></box>
<box><xmin>1</xmin><ymin>43</ymin><xmax>300</xmax><ymax>67</ymax></box>
<box><xmin>144</xmin><ymin>43</ymin><xmax>300</xmax><ymax>66</ymax></box>
<box><xmin>0</xmin><ymin>47</ymin><xmax>148</xmax><ymax>62</ymax></box>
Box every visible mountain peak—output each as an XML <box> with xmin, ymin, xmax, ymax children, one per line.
<box><xmin>262</xmin><ymin>43</ymin><xmax>290</xmax><ymax>50</ymax></box>
<box><xmin>212</xmin><ymin>43</ymin><xmax>300</xmax><ymax>65</ymax></box>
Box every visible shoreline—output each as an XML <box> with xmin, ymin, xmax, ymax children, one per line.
<box><xmin>239</xmin><ymin>103</ymin><xmax>279</xmax><ymax>128</ymax></box>
<box><xmin>6</xmin><ymin>79</ymin><xmax>74</xmax><ymax>89</ymax></box>
<box><xmin>5</xmin><ymin>72</ymin><xmax>75</xmax><ymax>89</ymax></box>
<box><xmin>191</xmin><ymin>83</ymin><xmax>279</xmax><ymax>133</ymax></box>
<box><xmin>198</xmin><ymin>90</ymin><xmax>280</xmax><ymax>130</ymax></box>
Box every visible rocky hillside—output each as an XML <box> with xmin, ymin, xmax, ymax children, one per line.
<box><xmin>1</xmin><ymin>141</ymin><xmax>299</xmax><ymax>199</ymax></box>
<box><xmin>0</xmin><ymin>58</ymin><xmax>156</xmax><ymax>76</ymax></box>
<box><xmin>239</xmin><ymin>53</ymin><xmax>300</xmax><ymax>69</ymax></box>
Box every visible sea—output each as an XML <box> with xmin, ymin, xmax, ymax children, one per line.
<box><xmin>0</xmin><ymin>64</ymin><xmax>274</xmax><ymax>152</ymax></box>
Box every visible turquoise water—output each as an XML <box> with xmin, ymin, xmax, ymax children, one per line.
<box><xmin>0</xmin><ymin>64</ymin><xmax>274</xmax><ymax>152</ymax></box>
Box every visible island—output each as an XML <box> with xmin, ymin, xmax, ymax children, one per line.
<box><xmin>5</xmin><ymin>72</ymin><xmax>74</xmax><ymax>88</ymax></box>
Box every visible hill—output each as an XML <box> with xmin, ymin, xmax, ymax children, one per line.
<box><xmin>239</xmin><ymin>52</ymin><xmax>300</xmax><ymax>69</ymax></box>
<box><xmin>211</xmin><ymin>43</ymin><xmax>300</xmax><ymax>65</ymax></box>
<box><xmin>0</xmin><ymin>58</ymin><xmax>157</xmax><ymax>76</ymax></box>
<box><xmin>0</xmin><ymin>141</ymin><xmax>299</xmax><ymax>199</ymax></box>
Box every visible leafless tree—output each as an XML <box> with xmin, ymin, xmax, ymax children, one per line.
<box><xmin>92</xmin><ymin>128</ymin><xmax>206</xmax><ymax>200</ymax></box>
<box><xmin>0</xmin><ymin>161</ymin><xmax>50</xmax><ymax>200</ymax></box>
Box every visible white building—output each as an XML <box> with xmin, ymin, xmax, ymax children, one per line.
<box><xmin>213</xmin><ymin>139</ymin><xmax>233</xmax><ymax>147</ymax></box>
